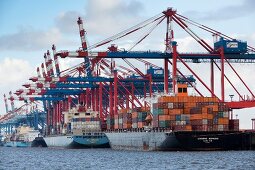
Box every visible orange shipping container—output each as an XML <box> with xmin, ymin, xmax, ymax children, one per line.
<box><xmin>207</xmin><ymin>114</ymin><xmax>213</xmax><ymax>119</ymax></box>
<box><xmin>175</xmin><ymin>109</ymin><xmax>182</xmax><ymax>115</ymax></box>
<box><xmin>218</xmin><ymin>118</ymin><xmax>229</xmax><ymax>125</ymax></box>
<box><xmin>188</xmin><ymin>97</ymin><xmax>194</xmax><ymax>103</ymax></box>
<box><xmin>159</xmin><ymin>115</ymin><xmax>171</xmax><ymax>121</ymax></box>
<box><xmin>166</xmin><ymin>96</ymin><xmax>174</xmax><ymax>102</ymax></box>
<box><xmin>169</xmin><ymin>109</ymin><xmax>181</xmax><ymax>115</ymax></box>
<box><xmin>202</xmin><ymin>113</ymin><xmax>208</xmax><ymax>119</ymax></box>
<box><xmin>183</xmin><ymin>108</ymin><xmax>190</xmax><ymax>114</ymax></box>
<box><xmin>190</xmin><ymin>114</ymin><xmax>203</xmax><ymax>120</ymax></box>
<box><xmin>163</xmin><ymin>109</ymin><xmax>169</xmax><ymax>115</ymax></box>
<box><xmin>212</xmin><ymin>105</ymin><xmax>219</xmax><ymax>112</ymax></box>
<box><xmin>185</xmin><ymin>102</ymin><xmax>196</xmax><ymax>108</ymax></box>
<box><xmin>202</xmin><ymin>107</ymin><xmax>208</xmax><ymax>113</ymax></box>
<box><xmin>185</xmin><ymin>125</ymin><xmax>192</xmax><ymax>131</ymax></box>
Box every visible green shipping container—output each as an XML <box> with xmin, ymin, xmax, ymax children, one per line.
<box><xmin>159</xmin><ymin>120</ymin><xmax>170</xmax><ymax>128</ymax></box>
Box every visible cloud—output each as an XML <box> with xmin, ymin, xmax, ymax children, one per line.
<box><xmin>175</xmin><ymin>36</ymin><xmax>210</xmax><ymax>53</ymax></box>
<box><xmin>54</xmin><ymin>11</ymin><xmax>82</xmax><ymax>34</ymax></box>
<box><xmin>86</xmin><ymin>0</ymin><xmax>143</xmax><ymax>19</ymax></box>
<box><xmin>0</xmin><ymin>0</ymin><xmax>144</xmax><ymax>52</ymax></box>
<box><xmin>0</xmin><ymin>58</ymin><xmax>34</xmax><ymax>113</ymax></box>
<box><xmin>183</xmin><ymin>0</ymin><xmax>255</xmax><ymax>21</ymax></box>
<box><xmin>0</xmin><ymin>58</ymin><xmax>33</xmax><ymax>85</ymax></box>
<box><xmin>0</xmin><ymin>27</ymin><xmax>75</xmax><ymax>52</ymax></box>
<box><xmin>54</xmin><ymin>0</ymin><xmax>144</xmax><ymax>40</ymax></box>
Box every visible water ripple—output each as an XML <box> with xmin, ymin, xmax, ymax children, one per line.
<box><xmin>0</xmin><ymin>147</ymin><xmax>254</xmax><ymax>170</ymax></box>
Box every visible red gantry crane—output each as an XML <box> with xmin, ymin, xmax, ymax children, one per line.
<box><xmin>4</xmin><ymin>7</ymin><xmax>255</xmax><ymax>134</ymax></box>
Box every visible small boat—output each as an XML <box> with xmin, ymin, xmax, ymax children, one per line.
<box><xmin>3</xmin><ymin>125</ymin><xmax>40</xmax><ymax>147</ymax></box>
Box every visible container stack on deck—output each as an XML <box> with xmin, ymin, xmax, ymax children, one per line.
<box><xmin>152</xmin><ymin>95</ymin><xmax>232</xmax><ymax>131</ymax></box>
<box><xmin>106</xmin><ymin>107</ymin><xmax>150</xmax><ymax>130</ymax></box>
<box><xmin>105</xmin><ymin>95</ymin><xmax>239</xmax><ymax>132</ymax></box>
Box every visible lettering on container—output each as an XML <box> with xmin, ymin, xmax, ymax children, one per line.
<box><xmin>154</xmin><ymin>70</ymin><xmax>163</xmax><ymax>74</ymax></box>
<box><xmin>226</xmin><ymin>42</ymin><xmax>238</xmax><ymax>48</ymax></box>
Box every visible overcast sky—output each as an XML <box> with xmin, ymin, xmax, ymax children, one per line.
<box><xmin>1</xmin><ymin>0</ymin><xmax>255</xmax><ymax>129</ymax></box>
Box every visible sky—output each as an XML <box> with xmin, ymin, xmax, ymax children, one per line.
<box><xmin>1</xmin><ymin>0</ymin><xmax>255</xmax><ymax>129</ymax></box>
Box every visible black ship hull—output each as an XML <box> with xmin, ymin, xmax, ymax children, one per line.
<box><xmin>174</xmin><ymin>131</ymin><xmax>255</xmax><ymax>151</ymax></box>
<box><xmin>105</xmin><ymin>130</ymin><xmax>255</xmax><ymax>151</ymax></box>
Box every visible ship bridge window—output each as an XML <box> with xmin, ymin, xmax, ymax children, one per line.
<box><xmin>178</xmin><ymin>88</ymin><xmax>183</xmax><ymax>93</ymax></box>
<box><xmin>178</xmin><ymin>88</ymin><xmax>187</xmax><ymax>93</ymax></box>
<box><xmin>74</xmin><ymin>113</ymin><xmax>79</xmax><ymax>116</ymax></box>
<box><xmin>183</xmin><ymin>88</ymin><xmax>187</xmax><ymax>93</ymax></box>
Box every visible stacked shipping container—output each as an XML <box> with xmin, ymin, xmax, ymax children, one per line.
<box><xmin>152</xmin><ymin>96</ymin><xmax>231</xmax><ymax>131</ymax></box>
<box><xmin>106</xmin><ymin>96</ymin><xmax>239</xmax><ymax>132</ymax></box>
<box><xmin>106</xmin><ymin>107</ymin><xmax>150</xmax><ymax>130</ymax></box>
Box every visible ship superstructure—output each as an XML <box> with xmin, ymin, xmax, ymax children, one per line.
<box><xmin>43</xmin><ymin>105</ymin><xmax>109</xmax><ymax>148</ymax></box>
<box><xmin>4</xmin><ymin>125</ymin><xmax>40</xmax><ymax>147</ymax></box>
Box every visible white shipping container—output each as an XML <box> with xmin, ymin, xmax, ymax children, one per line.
<box><xmin>181</xmin><ymin>114</ymin><xmax>190</xmax><ymax>121</ymax></box>
<box><xmin>202</xmin><ymin>119</ymin><xmax>208</xmax><ymax>125</ymax></box>
<box><xmin>180</xmin><ymin>121</ymin><xmax>186</xmax><ymax>125</ymax></box>
<box><xmin>218</xmin><ymin>125</ymin><xmax>224</xmax><ymax>131</ymax></box>
<box><xmin>168</xmin><ymin>103</ymin><xmax>173</xmax><ymax>109</ymax></box>
<box><xmin>223</xmin><ymin>112</ymin><xmax>228</xmax><ymax>118</ymax></box>
<box><xmin>119</xmin><ymin>119</ymin><xmax>123</xmax><ymax>124</ymax></box>
<box><xmin>175</xmin><ymin>121</ymin><xmax>183</xmax><ymax>125</ymax></box>
<box><xmin>132</xmin><ymin>123</ymin><xmax>138</xmax><ymax>128</ymax></box>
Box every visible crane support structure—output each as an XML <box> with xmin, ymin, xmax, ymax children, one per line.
<box><xmin>2</xmin><ymin>7</ymin><xmax>255</xmax><ymax>135</ymax></box>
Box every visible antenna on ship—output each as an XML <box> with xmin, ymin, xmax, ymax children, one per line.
<box><xmin>9</xmin><ymin>91</ymin><xmax>15</xmax><ymax>112</ymax></box>
<box><xmin>3</xmin><ymin>94</ymin><xmax>9</xmax><ymax>113</ymax></box>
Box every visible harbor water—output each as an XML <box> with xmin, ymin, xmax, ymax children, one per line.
<box><xmin>0</xmin><ymin>147</ymin><xmax>254</xmax><ymax>170</ymax></box>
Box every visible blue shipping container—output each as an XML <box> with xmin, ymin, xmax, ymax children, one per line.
<box><xmin>214</xmin><ymin>37</ymin><xmax>247</xmax><ymax>54</ymax></box>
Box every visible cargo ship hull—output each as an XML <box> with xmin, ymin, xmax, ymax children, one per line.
<box><xmin>175</xmin><ymin>131</ymin><xmax>255</xmax><ymax>151</ymax></box>
<box><xmin>105</xmin><ymin>130</ymin><xmax>255</xmax><ymax>151</ymax></box>
<box><xmin>43</xmin><ymin>134</ymin><xmax>110</xmax><ymax>148</ymax></box>
<box><xmin>105</xmin><ymin>131</ymin><xmax>180</xmax><ymax>151</ymax></box>
<box><xmin>4</xmin><ymin>141</ymin><xmax>31</xmax><ymax>147</ymax></box>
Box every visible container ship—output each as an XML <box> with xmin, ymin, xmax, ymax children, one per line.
<box><xmin>105</xmin><ymin>84</ymin><xmax>255</xmax><ymax>151</ymax></box>
<box><xmin>3</xmin><ymin>125</ymin><xmax>40</xmax><ymax>147</ymax></box>
<box><xmin>42</xmin><ymin>105</ymin><xmax>110</xmax><ymax>148</ymax></box>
